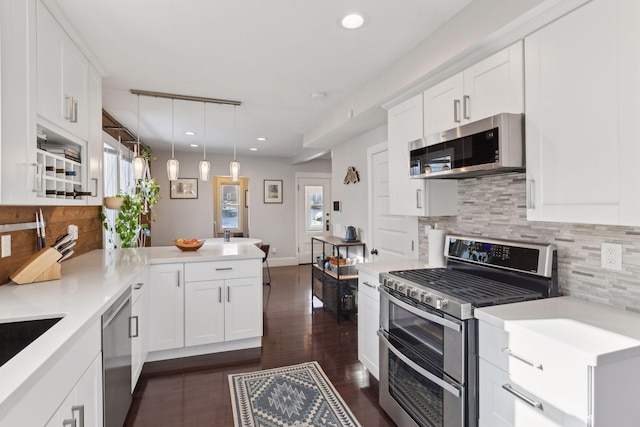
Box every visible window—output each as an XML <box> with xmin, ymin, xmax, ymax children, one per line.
<box><xmin>102</xmin><ymin>138</ymin><xmax>134</xmax><ymax>247</ymax></box>
<box><xmin>221</xmin><ymin>184</ymin><xmax>240</xmax><ymax>229</ymax></box>
<box><xmin>306</xmin><ymin>185</ymin><xmax>323</xmax><ymax>231</ymax></box>
<box><xmin>213</xmin><ymin>176</ymin><xmax>249</xmax><ymax>237</ymax></box>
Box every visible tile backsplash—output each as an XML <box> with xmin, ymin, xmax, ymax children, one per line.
<box><xmin>420</xmin><ymin>173</ymin><xmax>640</xmax><ymax>313</ymax></box>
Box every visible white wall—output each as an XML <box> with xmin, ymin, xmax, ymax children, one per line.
<box><xmin>330</xmin><ymin>124</ymin><xmax>387</xmax><ymax>245</ymax></box>
<box><xmin>151</xmin><ymin>150</ymin><xmax>330</xmax><ymax>265</ymax></box>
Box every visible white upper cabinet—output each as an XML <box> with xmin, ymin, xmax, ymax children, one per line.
<box><xmin>387</xmin><ymin>93</ymin><xmax>458</xmax><ymax>217</ymax></box>
<box><xmin>37</xmin><ymin>1</ymin><xmax>89</xmax><ymax>141</ymax></box>
<box><xmin>525</xmin><ymin>0</ymin><xmax>640</xmax><ymax>225</ymax></box>
<box><xmin>0</xmin><ymin>0</ymin><xmax>103</xmax><ymax>205</ymax></box>
<box><xmin>423</xmin><ymin>42</ymin><xmax>524</xmax><ymax>138</ymax></box>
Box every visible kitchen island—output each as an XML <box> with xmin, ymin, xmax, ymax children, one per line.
<box><xmin>0</xmin><ymin>243</ymin><xmax>264</xmax><ymax>426</ymax></box>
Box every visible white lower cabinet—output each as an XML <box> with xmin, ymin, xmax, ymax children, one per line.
<box><xmin>131</xmin><ymin>268</ymin><xmax>148</xmax><ymax>391</ymax></box>
<box><xmin>150</xmin><ymin>260</ymin><xmax>263</xmax><ymax>354</ymax></box>
<box><xmin>148</xmin><ymin>263</ymin><xmax>184</xmax><ymax>352</ymax></box>
<box><xmin>45</xmin><ymin>352</ymin><xmax>103</xmax><ymax>427</ymax></box>
<box><xmin>478</xmin><ymin>319</ymin><xmax>640</xmax><ymax>426</ymax></box>
<box><xmin>357</xmin><ymin>271</ymin><xmax>380</xmax><ymax>379</ymax></box>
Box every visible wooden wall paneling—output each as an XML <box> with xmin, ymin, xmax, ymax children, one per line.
<box><xmin>0</xmin><ymin>206</ymin><xmax>102</xmax><ymax>285</ymax></box>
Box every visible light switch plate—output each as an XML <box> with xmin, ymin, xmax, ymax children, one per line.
<box><xmin>1</xmin><ymin>235</ymin><xmax>11</xmax><ymax>257</ymax></box>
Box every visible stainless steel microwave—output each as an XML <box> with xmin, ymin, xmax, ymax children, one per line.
<box><xmin>409</xmin><ymin>113</ymin><xmax>524</xmax><ymax>179</ymax></box>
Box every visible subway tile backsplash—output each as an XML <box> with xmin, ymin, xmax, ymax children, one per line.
<box><xmin>420</xmin><ymin>172</ymin><xmax>640</xmax><ymax>313</ymax></box>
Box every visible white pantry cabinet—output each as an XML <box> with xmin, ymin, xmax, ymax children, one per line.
<box><xmin>423</xmin><ymin>42</ymin><xmax>523</xmax><ymax>137</ymax></box>
<box><xmin>387</xmin><ymin>93</ymin><xmax>458</xmax><ymax>217</ymax></box>
<box><xmin>148</xmin><ymin>263</ymin><xmax>184</xmax><ymax>352</ymax></box>
<box><xmin>357</xmin><ymin>271</ymin><xmax>380</xmax><ymax>379</ymax></box>
<box><xmin>131</xmin><ymin>268</ymin><xmax>148</xmax><ymax>391</ymax></box>
<box><xmin>525</xmin><ymin>0</ymin><xmax>640</xmax><ymax>225</ymax></box>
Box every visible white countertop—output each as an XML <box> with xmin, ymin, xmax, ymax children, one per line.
<box><xmin>475</xmin><ymin>296</ymin><xmax>640</xmax><ymax>366</ymax></box>
<box><xmin>0</xmin><ymin>243</ymin><xmax>264</xmax><ymax>418</ymax></box>
<box><xmin>355</xmin><ymin>259</ymin><xmax>433</xmax><ymax>277</ymax></box>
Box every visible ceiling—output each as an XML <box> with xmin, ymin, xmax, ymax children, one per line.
<box><xmin>55</xmin><ymin>0</ymin><xmax>472</xmax><ymax>160</ymax></box>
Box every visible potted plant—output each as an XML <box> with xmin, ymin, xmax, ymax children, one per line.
<box><xmin>101</xmin><ymin>148</ymin><xmax>160</xmax><ymax>248</ymax></box>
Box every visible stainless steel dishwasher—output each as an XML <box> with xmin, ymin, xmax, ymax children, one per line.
<box><xmin>102</xmin><ymin>289</ymin><xmax>132</xmax><ymax>427</ymax></box>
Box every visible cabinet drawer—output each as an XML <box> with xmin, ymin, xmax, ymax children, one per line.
<box><xmin>358</xmin><ymin>272</ymin><xmax>379</xmax><ymax>301</ymax></box>
<box><xmin>479</xmin><ymin>358</ymin><xmax>565</xmax><ymax>427</ymax></box>
<box><xmin>185</xmin><ymin>259</ymin><xmax>261</xmax><ymax>282</ymax></box>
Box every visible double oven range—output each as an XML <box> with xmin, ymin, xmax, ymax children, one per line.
<box><xmin>378</xmin><ymin>235</ymin><xmax>557</xmax><ymax>427</ymax></box>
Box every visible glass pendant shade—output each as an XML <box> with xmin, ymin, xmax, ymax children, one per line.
<box><xmin>199</xmin><ymin>159</ymin><xmax>211</xmax><ymax>181</ymax></box>
<box><xmin>133</xmin><ymin>155</ymin><xmax>145</xmax><ymax>179</ymax></box>
<box><xmin>167</xmin><ymin>158</ymin><xmax>179</xmax><ymax>181</ymax></box>
<box><xmin>230</xmin><ymin>160</ymin><xmax>240</xmax><ymax>182</ymax></box>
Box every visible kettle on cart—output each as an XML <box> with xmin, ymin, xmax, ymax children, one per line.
<box><xmin>344</xmin><ymin>226</ymin><xmax>358</xmax><ymax>242</ymax></box>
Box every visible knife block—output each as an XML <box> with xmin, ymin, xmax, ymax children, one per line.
<box><xmin>10</xmin><ymin>247</ymin><xmax>62</xmax><ymax>285</ymax></box>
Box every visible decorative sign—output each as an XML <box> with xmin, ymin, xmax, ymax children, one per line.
<box><xmin>343</xmin><ymin>166</ymin><xmax>360</xmax><ymax>184</ymax></box>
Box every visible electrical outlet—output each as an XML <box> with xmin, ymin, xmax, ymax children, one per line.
<box><xmin>272</xmin><ymin>247</ymin><xmax>277</xmax><ymax>254</ymax></box>
<box><xmin>67</xmin><ymin>224</ymin><xmax>78</xmax><ymax>240</ymax></box>
<box><xmin>1</xmin><ymin>235</ymin><xmax>11</xmax><ymax>258</ymax></box>
<box><xmin>601</xmin><ymin>243</ymin><xmax>622</xmax><ymax>271</ymax></box>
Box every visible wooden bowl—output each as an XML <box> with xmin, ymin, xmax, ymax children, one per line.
<box><xmin>173</xmin><ymin>240</ymin><xmax>204</xmax><ymax>251</ymax></box>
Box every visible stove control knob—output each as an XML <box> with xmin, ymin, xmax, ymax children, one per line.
<box><xmin>407</xmin><ymin>287</ymin><xmax>417</xmax><ymax>298</ymax></box>
<box><xmin>420</xmin><ymin>292</ymin><xmax>432</xmax><ymax>303</ymax></box>
<box><xmin>436</xmin><ymin>299</ymin><xmax>449</xmax><ymax>310</ymax></box>
<box><xmin>383</xmin><ymin>278</ymin><xmax>391</xmax><ymax>288</ymax></box>
<box><xmin>396</xmin><ymin>283</ymin><xmax>404</xmax><ymax>292</ymax></box>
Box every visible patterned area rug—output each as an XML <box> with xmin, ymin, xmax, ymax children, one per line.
<box><xmin>228</xmin><ymin>361</ymin><xmax>362</xmax><ymax>427</ymax></box>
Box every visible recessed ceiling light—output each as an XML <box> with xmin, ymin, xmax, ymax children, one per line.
<box><xmin>257</xmin><ymin>137</ymin><xmax>268</xmax><ymax>141</ymax></box>
<box><xmin>250</xmin><ymin>148</ymin><xmax>258</xmax><ymax>151</ymax></box>
<box><xmin>311</xmin><ymin>91</ymin><xmax>327</xmax><ymax>99</ymax></box>
<box><xmin>190</xmin><ymin>144</ymin><xmax>198</xmax><ymax>148</ymax></box>
<box><xmin>185</xmin><ymin>131</ymin><xmax>196</xmax><ymax>136</ymax></box>
<box><xmin>341</xmin><ymin>13</ymin><xmax>365</xmax><ymax>30</ymax></box>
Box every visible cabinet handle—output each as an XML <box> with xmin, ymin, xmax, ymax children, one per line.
<box><xmin>453</xmin><ymin>99</ymin><xmax>461</xmax><ymax>123</ymax></box>
<box><xmin>227</xmin><ymin>287</ymin><xmax>231</xmax><ymax>302</ymax></box>
<box><xmin>502</xmin><ymin>347</ymin><xmax>543</xmax><ymax>370</ymax></box>
<box><xmin>218</xmin><ymin>287</ymin><xmax>222</xmax><ymax>303</ymax></box>
<box><xmin>502</xmin><ymin>384</ymin><xmax>544</xmax><ymax>410</ymax></box>
<box><xmin>63</xmin><ymin>419</ymin><xmax>76</xmax><ymax>427</ymax></box>
<box><xmin>527</xmin><ymin>179</ymin><xmax>535</xmax><ymax>209</ymax></box>
<box><xmin>71</xmin><ymin>404</ymin><xmax>85</xmax><ymax>427</ymax></box>
<box><xmin>216</xmin><ymin>267</ymin><xmax>233</xmax><ymax>271</ymax></box>
<box><xmin>463</xmin><ymin>95</ymin><xmax>470</xmax><ymax>120</ymax></box>
<box><xmin>362</xmin><ymin>281</ymin><xmax>377</xmax><ymax>290</ymax></box>
<box><xmin>416</xmin><ymin>189</ymin><xmax>422</xmax><ymax>209</ymax></box>
<box><xmin>91</xmin><ymin>178</ymin><xmax>98</xmax><ymax>197</ymax></box>
<box><xmin>65</xmin><ymin>96</ymin><xmax>74</xmax><ymax>121</ymax></box>
<box><xmin>176</xmin><ymin>270</ymin><xmax>181</xmax><ymax>287</ymax></box>
<box><xmin>71</xmin><ymin>99</ymin><xmax>79</xmax><ymax>123</ymax></box>
<box><xmin>134</xmin><ymin>282</ymin><xmax>143</xmax><ymax>290</ymax></box>
<box><xmin>130</xmin><ymin>315</ymin><xmax>139</xmax><ymax>338</ymax></box>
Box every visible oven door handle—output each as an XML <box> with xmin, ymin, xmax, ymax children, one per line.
<box><xmin>382</xmin><ymin>289</ymin><xmax>461</xmax><ymax>332</ymax></box>
<box><xmin>378</xmin><ymin>329</ymin><xmax>461</xmax><ymax>398</ymax></box>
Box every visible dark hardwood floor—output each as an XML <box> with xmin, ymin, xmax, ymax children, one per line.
<box><xmin>124</xmin><ymin>265</ymin><xmax>396</xmax><ymax>426</ymax></box>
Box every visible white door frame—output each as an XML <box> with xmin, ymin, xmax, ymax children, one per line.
<box><xmin>295</xmin><ymin>172</ymin><xmax>332</xmax><ymax>264</ymax></box>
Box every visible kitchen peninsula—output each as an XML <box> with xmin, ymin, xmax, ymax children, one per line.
<box><xmin>0</xmin><ymin>243</ymin><xmax>264</xmax><ymax>426</ymax></box>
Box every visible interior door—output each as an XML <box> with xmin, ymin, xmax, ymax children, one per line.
<box><xmin>297</xmin><ymin>176</ymin><xmax>331</xmax><ymax>264</ymax></box>
<box><xmin>369</xmin><ymin>145</ymin><xmax>418</xmax><ymax>261</ymax></box>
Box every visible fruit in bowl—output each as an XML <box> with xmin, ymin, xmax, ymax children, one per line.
<box><xmin>173</xmin><ymin>238</ymin><xmax>204</xmax><ymax>251</ymax></box>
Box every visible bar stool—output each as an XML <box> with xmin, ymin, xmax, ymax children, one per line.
<box><xmin>260</xmin><ymin>244</ymin><xmax>271</xmax><ymax>287</ymax></box>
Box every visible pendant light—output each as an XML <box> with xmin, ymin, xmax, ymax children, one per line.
<box><xmin>166</xmin><ymin>99</ymin><xmax>179</xmax><ymax>181</ymax></box>
<box><xmin>133</xmin><ymin>94</ymin><xmax>146</xmax><ymax>180</ymax></box>
<box><xmin>199</xmin><ymin>102</ymin><xmax>211</xmax><ymax>181</ymax></box>
<box><xmin>230</xmin><ymin>105</ymin><xmax>240</xmax><ymax>182</ymax></box>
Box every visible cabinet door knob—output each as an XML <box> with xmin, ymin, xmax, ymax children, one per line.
<box><xmin>370</xmin><ymin>249</ymin><xmax>378</xmax><ymax>255</ymax></box>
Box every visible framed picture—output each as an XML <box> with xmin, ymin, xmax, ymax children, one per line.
<box><xmin>170</xmin><ymin>178</ymin><xmax>198</xmax><ymax>199</ymax></box>
<box><xmin>264</xmin><ymin>179</ymin><xmax>283</xmax><ymax>204</ymax></box>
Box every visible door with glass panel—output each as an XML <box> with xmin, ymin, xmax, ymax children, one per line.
<box><xmin>213</xmin><ymin>176</ymin><xmax>248</xmax><ymax>237</ymax></box>
<box><xmin>297</xmin><ymin>176</ymin><xmax>331</xmax><ymax>264</ymax></box>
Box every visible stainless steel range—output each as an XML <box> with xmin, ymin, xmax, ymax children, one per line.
<box><xmin>378</xmin><ymin>235</ymin><xmax>557</xmax><ymax>427</ymax></box>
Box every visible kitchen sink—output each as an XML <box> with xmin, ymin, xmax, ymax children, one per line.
<box><xmin>0</xmin><ymin>317</ymin><xmax>63</xmax><ymax>367</ymax></box>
